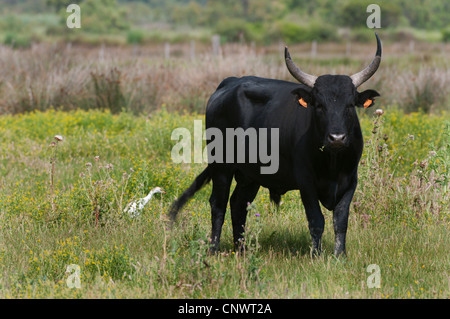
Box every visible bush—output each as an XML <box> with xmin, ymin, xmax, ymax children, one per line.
<box><xmin>76</xmin><ymin>0</ymin><xmax>129</xmax><ymax>34</ymax></box>
<box><xmin>270</xmin><ymin>21</ymin><xmax>305</xmax><ymax>43</ymax></box>
<box><xmin>442</xmin><ymin>28</ymin><xmax>450</xmax><ymax>42</ymax></box>
<box><xmin>214</xmin><ymin>18</ymin><xmax>249</xmax><ymax>43</ymax></box>
<box><xmin>0</xmin><ymin>15</ymin><xmax>26</xmax><ymax>33</ymax></box>
<box><xmin>244</xmin><ymin>22</ymin><xmax>266</xmax><ymax>44</ymax></box>
<box><xmin>126</xmin><ymin>29</ymin><xmax>145</xmax><ymax>44</ymax></box>
<box><xmin>350</xmin><ymin>28</ymin><xmax>375</xmax><ymax>42</ymax></box>
<box><xmin>269</xmin><ymin>21</ymin><xmax>337</xmax><ymax>44</ymax></box>
<box><xmin>307</xmin><ymin>23</ymin><xmax>338</xmax><ymax>42</ymax></box>
<box><xmin>4</xmin><ymin>32</ymin><xmax>32</xmax><ymax>49</ymax></box>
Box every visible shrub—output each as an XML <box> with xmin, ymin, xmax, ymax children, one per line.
<box><xmin>350</xmin><ymin>29</ymin><xmax>374</xmax><ymax>42</ymax></box>
<box><xmin>214</xmin><ymin>18</ymin><xmax>250</xmax><ymax>43</ymax></box>
<box><xmin>126</xmin><ymin>29</ymin><xmax>145</xmax><ymax>44</ymax></box>
<box><xmin>77</xmin><ymin>0</ymin><xmax>129</xmax><ymax>34</ymax></box>
<box><xmin>270</xmin><ymin>21</ymin><xmax>306</xmax><ymax>43</ymax></box>
<box><xmin>306</xmin><ymin>23</ymin><xmax>338</xmax><ymax>42</ymax></box>
<box><xmin>0</xmin><ymin>14</ymin><xmax>26</xmax><ymax>33</ymax></box>
<box><xmin>269</xmin><ymin>21</ymin><xmax>337</xmax><ymax>44</ymax></box>
<box><xmin>3</xmin><ymin>32</ymin><xmax>32</xmax><ymax>49</ymax></box>
<box><xmin>442</xmin><ymin>28</ymin><xmax>450</xmax><ymax>42</ymax></box>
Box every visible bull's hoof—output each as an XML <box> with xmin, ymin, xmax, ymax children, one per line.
<box><xmin>234</xmin><ymin>238</ymin><xmax>246</xmax><ymax>254</ymax></box>
<box><xmin>334</xmin><ymin>248</ymin><xmax>347</xmax><ymax>258</ymax></box>
<box><xmin>208</xmin><ymin>246</ymin><xmax>219</xmax><ymax>255</ymax></box>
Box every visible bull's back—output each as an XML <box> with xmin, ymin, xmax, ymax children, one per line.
<box><xmin>206</xmin><ymin>76</ymin><xmax>306</xmax><ymax>130</ymax></box>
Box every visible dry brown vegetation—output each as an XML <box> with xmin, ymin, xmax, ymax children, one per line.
<box><xmin>0</xmin><ymin>40</ymin><xmax>449</xmax><ymax>115</ymax></box>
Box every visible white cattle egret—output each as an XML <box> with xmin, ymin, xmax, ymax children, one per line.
<box><xmin>125</xmin><ymin>187</ymin><xmax>165</xmax><ymax>218</ymax></box>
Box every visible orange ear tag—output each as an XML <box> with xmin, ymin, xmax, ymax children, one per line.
<box><xmin>299</xmin><ymin>98</ymin><xmax>308</xmax><ymax>108</ymax></box>
<box><xmin>363</xmin><ymin>99</ymin><xmax>373</xmax><ymax>109</ymax></box>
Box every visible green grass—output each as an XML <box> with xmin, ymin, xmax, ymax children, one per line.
<box><xmin>0</xmin><ymin>109</ymin><xmax>448</xmax><ymax>298</ymax></box>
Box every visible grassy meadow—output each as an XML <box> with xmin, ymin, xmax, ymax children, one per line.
<box><xmin>0</xmin><ymin>108</ymin><xmax>448</xmax><ymax>299</ymax></box>
<box><xmin>0</xmin><ymin>41</ymin><xmax>449</xmax><ymax>299</ymax></box>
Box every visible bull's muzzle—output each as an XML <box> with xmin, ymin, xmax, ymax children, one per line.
<box><xmin>328</xmin><ymin>133</ymin><xmax>347</xmax><ymax>149</ymax></box>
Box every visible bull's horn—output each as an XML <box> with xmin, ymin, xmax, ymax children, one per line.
<box><xmin>285</xmin><ymin>47</ymin><xmax>317</xmax><ymax>88</ymax></box>
<box><xmin>350</xmin><ymin>33</ymin><xmax>382</xmax><ymax>88</ymax></box>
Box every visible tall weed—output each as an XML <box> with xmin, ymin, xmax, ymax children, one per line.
<box><xmin>355</xmin><ymin>111</ymin><xmax>449</xmax><ymax>229</ymax></box>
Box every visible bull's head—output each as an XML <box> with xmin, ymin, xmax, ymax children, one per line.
<box><xmin>285</xmin><ymin>33</ymin><xmax>381</xmax><ymax>150</ymax></box>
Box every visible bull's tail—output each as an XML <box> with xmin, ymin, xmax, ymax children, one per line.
<box><xmin>169</xmin><ymin>166</ymin><xmax>212</xmax><ymax>222</ymax></box>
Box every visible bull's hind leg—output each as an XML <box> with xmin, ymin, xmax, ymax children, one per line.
<box><xmin>230</xmin><ymin>172</ymin><xmax>260</xmax><ymax>251</ymax></box>
<box><xmin>209</xmin><ymin>168</ymin><xmax>233</xmax><ymax>253</ymax></box>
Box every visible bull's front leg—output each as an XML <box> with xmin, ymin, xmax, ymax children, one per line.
<box><xmin>333</xmin><ymin>176</ymin><xmax>357</xmax><ymax>257</ymax></box>
<box><xmin>299</xmin><ymin>188</ymin><xmax>325</xmax><ymax>256</ymax></box>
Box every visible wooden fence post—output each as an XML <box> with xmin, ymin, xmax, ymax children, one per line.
<box><xmin>212</xmin><ymin>35</ymin><xmax>221</xmax><ymax>57</ymax></box>
<box><xmin>311</xmin><ymin>40</ymin><xmax>317</xmax><ymax>58</ymax></box>
<box><xmin>190</xmin><ymin>40</ymin><xmax>195</xmax><ymax>60</ymax></box>
<box><xmin>164</xmin><ymin>42</ymin><xmax>170</xmax><ymax>60</ymax></box>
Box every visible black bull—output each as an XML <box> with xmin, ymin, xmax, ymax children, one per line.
<box><xmin>170</xmin><ymin>33</ymin><xmax>382</xmax><ymax>256</ymax></box>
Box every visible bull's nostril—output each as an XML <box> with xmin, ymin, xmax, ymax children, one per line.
<box><xmin>329</xmin><ymin>134</ymin><xmax>346</xmax><ymax>143</ymax></box>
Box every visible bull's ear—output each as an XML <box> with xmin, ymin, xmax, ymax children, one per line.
<box><xmin>357</xmin><ymin>89</ymin><xmax>380</xmax><ymax>109</ymax></box>
<box><xmin>291</xmin><ymin>88</ymin><xmax>312</xmax><ymax>108</ymax></box>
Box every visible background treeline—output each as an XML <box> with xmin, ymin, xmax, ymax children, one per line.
<box><xmin>1</xmin><ymin>0</ymin><xmax>450</xmax><ymax>48</ymax></box>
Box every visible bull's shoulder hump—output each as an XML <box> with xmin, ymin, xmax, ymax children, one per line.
<box><xmin>240</xmin><ymin>78</ymin><xmax>306</xmax><ymax>103</ymax></box>
<box><xmin>240</xmin><ymin>82</ymin><xmax>272</xmax><ymax>103</ymax></box>
<box><xmin>216</xmin><ymin>76</ymin><xmax>240</xmax><ymax>90</ymax></box>
<box><xmin>216</xmin><ymin>76</ymin><xmax>299</xmax><ymax>90</ymax></box>
<box><xmin>207</xmin><ymin>76</ymin><xmax>304</xmax><ymax>111</ymax></box>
